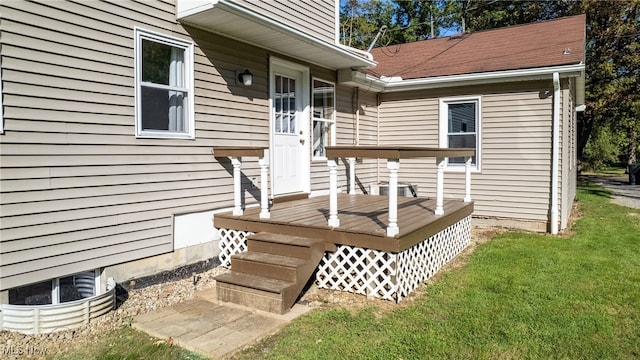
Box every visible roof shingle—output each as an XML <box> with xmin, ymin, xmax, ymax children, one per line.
<box><xmin>368</xmin><ymin>15</ymin><xmax>585</xmax><ymax>80</ymax></box>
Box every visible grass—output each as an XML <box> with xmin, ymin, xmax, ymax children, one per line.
<box><xmin>50</xmin><ymin>326</ymin><xmax>208</xmax><ymax>360</ymax></box>
<box><xmin>232</xmin><ymin>181</ymin><xmax>640</xmax><ymax>359</ymax></box>
<box><xmin>51</xmin><ymin>181</ymin><xmax>640</xmax><ymax>359</ymax></box>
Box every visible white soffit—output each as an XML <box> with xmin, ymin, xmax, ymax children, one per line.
<box><xmin>176</xmin><ymin>0</ymin><xmax>375</xmax><ymax>70</ymax></box>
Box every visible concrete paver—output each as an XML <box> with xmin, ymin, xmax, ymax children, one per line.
<box><xmin>132</xmin><ymin>287</ymin><xmax>312</xmax><ymax>359</ymax></box>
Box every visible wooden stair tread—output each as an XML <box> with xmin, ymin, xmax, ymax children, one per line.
<box><xmin>234</xmin><ymin>251</ymin><xmax>307</xmax><ymax>268</ymax></box>
<box><xmin>215</xmin><ymin>271</ymin><xmax>293</xmax><ymax>293</ymax></box>
<box><xmin>248</xmin><ymin>232</ymin><xmax>324</xmax><ymax>247</ymax></box>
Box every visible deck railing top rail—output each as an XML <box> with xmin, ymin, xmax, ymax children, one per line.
<box><xmin>212</xmin><ymin>146</ymin><xmax>268</xmax><ymax>158</ymax></box>
<box><xmin>326</xmin><ymin>146</ymin><xmax>475</xmax><ymax>160</ymax></box>
<box><xmin>212</xmin><ymin>146</ymin><xmax>270</xmax><ymax>219</ymax></box>
<box><xmin>326</xmin><ymin>146</ymin><xmax>474</xmax><ymax>237</ymax></box>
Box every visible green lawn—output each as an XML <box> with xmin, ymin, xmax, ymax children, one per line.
<box><xmin>233</xmin><ymin>182</ymin><xmax>640</xmax><ymax>359</ymax></box>
<box><xmin>51</xmin><ymin>181</ymin><xmax>640</xmax><ymax>359</ymax></box>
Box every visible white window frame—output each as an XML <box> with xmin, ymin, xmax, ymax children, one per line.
<box><xmin>439</xmin><ymin>96</ymin><xmax>482</xmax><ymax>172</ymax></box>
<box><xmin>134</xmin><ymin>28</ymin><xmax>195</xmax><ymax>139</ymax></box>
<box><xmin>311</xmin><ymin>77</ymin><xmax>336</xmax><ymax>160</ymax></box>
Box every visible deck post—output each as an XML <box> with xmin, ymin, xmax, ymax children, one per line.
<box><xmin>348</xmin><ymin>157</ymin><xmax>356</xmax><ymax>194</ymax></box>
<box><xmin>259</xmin><ymin>150</ymin><xmax>270</xmax><ymax>219</ymax></box>
<box><xmin>231</xmin><ymin>157</ymin><xmax>243</xmax><ymax>216</ymax></box>
<box><xmin>387</xmin><ymin>159</ymin><xmax>400</xmax><ymax>236</ymax></box>
<box><xmin>328</xmin><ymin>158</ymin><xmax>340</xmax><ymax>227</ymax></box>
<box><xmin>464</xmin><ymin>156</ymin><xmax>472</xmax><ymax>203</ymax></box>
<box><xmin>435</xmin><ymin>157</ymin><xmax>445</xmax><ymax>215</ymax></box>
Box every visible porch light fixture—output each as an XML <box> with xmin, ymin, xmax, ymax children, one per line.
<box><xmin>237</xmin><ymin>69</ymin><xmax>253</xmax><ymax>86</ymax></box>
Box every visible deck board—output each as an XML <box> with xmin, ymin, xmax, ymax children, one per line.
<box><xmin>215</xmin><ymin>194</ymin><xmax>473</xmax><ymax>253</ymax></box>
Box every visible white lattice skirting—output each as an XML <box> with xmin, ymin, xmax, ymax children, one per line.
<box><xmin>316</xmin><ymin>216</ymin><xmax>471</xmax><ymax>302</ymax></box>
<box><xmin>218</xmin><ymin>228</ymin><xmax>254</xmax><ymax>267</ymax></box>
<box><xmin>217</xmin><ymin>216</ymin><xmax>470</xmax><ymax>301</ymax></box>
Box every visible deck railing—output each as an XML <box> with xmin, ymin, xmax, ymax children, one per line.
<box><xmin>212</xmin><ymin>147</ymin><xmax>270</xmax><ymax>219</ymax></box>
<box><xmin>325</xmin><ymin>146</ymin><xmax>475</xmax><ymax>237</ymax></box>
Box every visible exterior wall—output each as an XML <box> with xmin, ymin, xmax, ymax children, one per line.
<box><xmin>560</xmin><ymin>78</ymin><xmax>578</xmax><ymax>230</ymax></box>
<box><xmin>378</xmin><ymin>81</ymin><xmax>555</xmax><ymax>228</ymax></box>
<box><xmin>238</xmin><ymin>0</ymin><xmax>336</xmax><ymax>44</ymax></box>
<box><xmin>310</xmin><ymin>87</ymin><xmax>378</xmax><ymax>194</ymax></box>
<box><xmin>0</xmin><ymin>0</ymin><xmax>353</xmax><ymax>290</ymax></box>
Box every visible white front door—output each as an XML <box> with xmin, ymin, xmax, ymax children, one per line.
<box><xmin>270</xmin><ymin>58</ymin><xmax>310</xmax><ymax>196</ymax></box>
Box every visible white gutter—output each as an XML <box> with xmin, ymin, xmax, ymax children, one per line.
<box><xmin>340</xmin><ymin>63</ymin><xmax>584</xmax><ymax>92</ymax></box>
<box><xmin>551</xmin><ymin>72</ymin><xmax>560</xmax><ymax>234</ymax></box>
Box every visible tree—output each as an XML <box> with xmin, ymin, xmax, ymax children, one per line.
<box><xmin>340</xmin><ymin>0</ymin><xmax>640</xmax><ymax>168</ymax></box>
<box><xmin>581</xmin><ymin>0</ymin><xmax>639</xmax><ymax>167</ymax></box>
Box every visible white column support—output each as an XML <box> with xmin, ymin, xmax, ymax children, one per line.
<box><xmin>328</xmin><ymin>158</ymin><xmax>340</xmax><ymax>227</ymax></box>
<box><xmin>348</xmin><ymin>157</ymin><xmax>356</xmax><ymax>194</ymax></box>
<box><xmin>435</xmin><ymin>157</ymin><xmax>445</xmax><ymax>215</ymax></box>
<box><xmin>387</xmin><ymin>159</ymin><xmax>400</xmax><ymax>237</ymax></box>
<box><xmin>231</xmin><ymin>156</ymin><xmax>243</xmax><ymax>216</ymax></box>
<box><xmin>464</xmin><ymin>156</ymin><xmax>472</xmax><ymax>203</ymax></box>
<box><xmin>258</xmin><ymin>150</ymin><xmax>270</xmax><ymax>219</ymax></box>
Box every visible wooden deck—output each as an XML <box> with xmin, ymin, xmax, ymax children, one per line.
<box><xmin>214</xmin><ymin>194</ymin><xmax>473</xmax><ymax>253</ymax></box>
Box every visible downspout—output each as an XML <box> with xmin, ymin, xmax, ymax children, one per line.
<box><xmin>377</xmin><ymin>93</ymin><xmax>381</xmax><ymax>184</ymax></box>
<box><xmin>354</xmin><ymin>88</ymin><xmax>360</xmax><ymax>145</ymax></box>
<box><xmin>551</xmin><ymin>72</ymin><xmax>560</xmax><ymax>234</ymax></box>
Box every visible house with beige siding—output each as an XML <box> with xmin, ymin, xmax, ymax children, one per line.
<box><xmin>0</xmin><ymin>0</ymin><xmax>583</xmax><ymax>323</ymax></box>
<box><xmin>343</xmin><ymin>15</ymin><xmax>585</xmax><ymax>233</ymax></box>
<box><xmin>0</xmin><ymin>0</ymin><xmax>378</xmax><ymax>318</ymax></box>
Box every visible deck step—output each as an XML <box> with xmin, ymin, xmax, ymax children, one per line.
<box><xmin>247</xmin><ymin>233</ymin><xmax>325</xmax><ymax>259</ymax></box>
<box><xmin>231</xmin><ymin>251</ymin><xmax>308</xmax><ymax>282</ymax></box>
<box><xmin>215</xmin><ymin>272</ymin><xmax>295</xmax><ymax>314</ymax></box>
<box><xmin>215</xmin><ymin>232</ymin><xmax>326</xmax><ymax>314</ymax></box>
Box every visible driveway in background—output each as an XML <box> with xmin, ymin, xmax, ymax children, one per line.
<box><xmin>583</xmin><ymin>174</ymin><xmax>640</xmax><ymax>210</ymax></box>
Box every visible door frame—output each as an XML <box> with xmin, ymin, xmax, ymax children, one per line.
<box><xmin>269</xmin><ymin>56</ymin><xmax>311</xmax><ymax>196</ymax></box>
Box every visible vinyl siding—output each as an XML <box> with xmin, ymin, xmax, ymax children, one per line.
<box><xmin>560</xmin><ymin>78</ymin><xmax>577</xmax><ymax>230</ymax></box>
<box><xmin>378</xmin><ymin>81</ymin><xmax>554</xmax><ymax>223</ymax></box>
<box><xmin>0</xmin><ymin>0</ymin><xmax>285</xmax><ymax>291</ymax></box>
<box><xmin>238</xmin><ymin>0</ymin><xmax>336</xmax><ymax>44</ymax></box>
<box><xmin>310</xmin><ymin>87</ymin><xmax>378</xmax><ymax>193</ymax></box>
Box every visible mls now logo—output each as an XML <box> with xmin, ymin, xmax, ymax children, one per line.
<box><xmin>2</xmin><ymin>346</ymin><xmax>48</xmax><ymax>356</ymax></box>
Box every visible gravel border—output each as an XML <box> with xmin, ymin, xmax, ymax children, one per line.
<box><xmin>0</xmin><ymin>259</ymin><xmax>226</xmax><ymax>359</ymax></box>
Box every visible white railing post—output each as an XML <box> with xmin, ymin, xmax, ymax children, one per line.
<box><xmin>387</xmin><ymin>159</ymin><xmax>400</xmax><ymax>236</ymax></box>
<box><xmin>328</xmin><ymin>158</ymin><xmax>340</xmax><ymax>227</ymax></box>
<box><xmin>435</xmin><ymin>157</ymin><xmax>445</xmax><ymax>215</ymax></box>
<box><xmin>348</xmin><ymin>157</ymin><xmax>356</xmax><ymax>194</ymax></box>
<box><xmin>464</xmin><ymin>156</ymin><xmax>472</xmax><ymax>203</ymax></box>
<box><xmin>259</xmin><ymin>150</ymin><xmax>270</xmax><ymax>219</ymax></box>
<box><xmin>231</xmin><ymin>156</ymin><xmax>243</xmax><ymax>216</ymax></box>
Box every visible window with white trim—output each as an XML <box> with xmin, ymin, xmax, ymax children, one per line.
<box><xmin>312</xmin><ymin>79</ymin><xmax>335</xmax><ymax>159</ymax></box>
<box><xmin>439</xmin><ymin>96</ymin><xmax>481</xmax><ymax>170</ymax></box>
<box><xmin>135</xmin><ymin>28</ymin><xmax>194</xmax><ymax>139</ymax></box>
<box><xmin>8</xmin><ymin>270</ymin><xmax>100</xmax><ymax>305</ymax></box>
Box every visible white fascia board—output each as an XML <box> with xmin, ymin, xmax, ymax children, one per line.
<box><xmin>178</xmin><ymin>0</ymin><xmax>376</xmax><ymax>69</ymax></box>
<box><xmin>342</xmin><ymin>63</ymin><xmax>585</xmax><ymax>92</ymax></box>
<box><xmin>177</xmin><ymin>0</ymin><xmax>216</xmax><ymax>19</ymax></box>
<box><xmin>382</xmin><ymin>63</ymin><xmax>585</xmax><ymax>92</ymax></box>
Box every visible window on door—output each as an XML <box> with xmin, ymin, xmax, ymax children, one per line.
<box><xmin>439</xmin><ymin>96</ymin><xmax>481</xmax><ymax>170</ymax></box>
<box><xmin>312</xmin><ymin>79</ymin><xmax>335</xmax><ymax>159</ymax></box>
<box><xmin>274</xmin><ymin>74</ymin><xmax>297</xmax><ymax>135</ymax></box>
<box><xmin>134</xmin><ymin>28</ymin><xmax>194</xmax><ymax>139</ymax></box>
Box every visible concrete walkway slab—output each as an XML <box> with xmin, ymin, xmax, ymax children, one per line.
<box><xmin>133</xmin><ymin>287</ymin><xmax>312</xmax><ymax>359</ymax></box>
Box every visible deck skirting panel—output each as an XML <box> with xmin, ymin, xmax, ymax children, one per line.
<box><xmin>316</xmin><ymin>215</ymin><xmax>471</xmax><ymax>302</ymax></box>
<box><xmin>218</xmin><ymin>228</ymin><xmax>254</xmax><ymax>267</ymax></box>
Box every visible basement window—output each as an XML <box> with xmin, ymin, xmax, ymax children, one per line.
<box><xmin>8</xmin><ymin>270</ymin><xmax>99</xmax><ymax>305</ymax></box>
